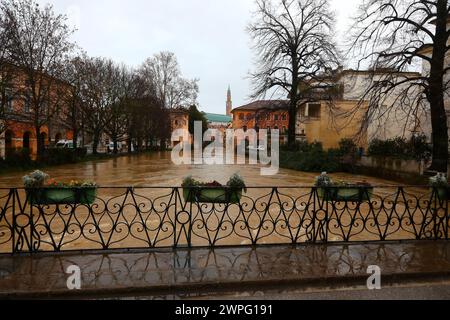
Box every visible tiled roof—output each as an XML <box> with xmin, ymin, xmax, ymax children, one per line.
<box><xmin>231</xmin><ymin>100</ymin><xmax>289</xmax><ymax>113</ymax></box>
<box><xmin>203</xmin><ymin>113</ymin><xmax>232</xmax><ymax>123</ymax></box>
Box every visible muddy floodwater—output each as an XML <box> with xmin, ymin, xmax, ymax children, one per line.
<box><xmin>0</xmin><ymin>152</ymin><xmax>406</xmax><ymax>188</ymax></box>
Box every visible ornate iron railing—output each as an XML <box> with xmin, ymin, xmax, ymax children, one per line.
<box><xmin>0</xmin><ymin>186</ymin><xmax>448</xmax><ymax>254</ymax></box>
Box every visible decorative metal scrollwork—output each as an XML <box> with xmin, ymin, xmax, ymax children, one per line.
<box><xmin>0</xmin><ymin>186</ymin><xmax>448</xmax><ymax>254</ymax></box>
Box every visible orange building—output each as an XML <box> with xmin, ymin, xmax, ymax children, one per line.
<box><xmin>0</xmin><ymin>64</ymin><xmax>73</xmax><ymax>159</ymax></box>
<box><xmin>231</xmin><ymin>100</ymin><xmax>290</xmax><ymax>143</ymax></box>
<box><xmin>169</xmin><ymin>107</ymin><xmax>190</xmax><ymax>148</ymax></box>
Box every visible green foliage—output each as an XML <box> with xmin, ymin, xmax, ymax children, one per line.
<box><xmin>226</xmin><ymin>173</ymin><xmax>247</xmax><ymax>192</ymax></box>
<box><xmin>280</xmin><ymin>139</ymin><xmax>357</xmax><ymax>173</ymax></box>
<box><xmin>430</xmin><ymin>173</ymin><xmax>448</xmax><ymax>187</ymax></box>
<box><xmin>282</xmin><ymin>140</ymin><xmax>323</xmax><ymax>153</ymax></box>
<box><xmin>315</xmin><ymin>172</ymin><xmax>372</xmax><ymax>188</ymax></box>
<box><xmin>22</xmin><ymin>170</ymin><xmax>49</xmax><ymax>188</ymax></box>
<box><xmin>188</xmin><ymin>105</ymin><xmax>208</xmax><ymax>134</ymax></box>
<box><xmin>315</xmin><ymin>172</ymin><xmax>333</xmax><ymax>187</ymax></box>
<box><xmin>338</xmin><ymin>139</ymin><xmax>358</xmax><ymax>157</ymax></box>
<box><xmin>39</xmin><ymin>148</ymin><xmax>88</xmax><ymax>165</ymax></box>
<box><xmin>368</xmin><ymin>135</ymin><xmax>431</xmax><ymax>161</ymax></box>
<box><xmin>5</xmin><ymin>148</ymin><xmax>33</xmax><ymax>166</ymax></box>
<box><xmin>182</xmin><ymin>173</ymin><xmax>247</xmax><ymax>192</ymax></box>
<box><xmin>410</xmin><ymin>134</ymin><xmax>432</xmax><ymax>161</ymax></box>
<box><xmin>182</xmin><ymin>176</ymin><xmax>201</xmax><ymax>188</ymax></box>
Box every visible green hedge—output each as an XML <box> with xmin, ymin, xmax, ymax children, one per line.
<box><xmin>368</xmin><ymin>135</ymin><xmax>431</xmax><ymax>161</ymax></box>
<box><xmin>280</xmin><ymin>139</ymin><xmax>358</xmax><ymax>173</ymax></box>
<box><xmin>39</xmin><ymin>148</ymin><xmax>88</xmax><ymax>165</ymax></box>
<box><xmin>4</xmin><ymin>148</ymin><xmax>33</xmax><ymax>166</ymax></box>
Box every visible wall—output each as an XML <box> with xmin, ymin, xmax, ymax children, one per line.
<box><xmin>356</xmin><ymin>156</ymin><xmax>427</xmax><ymax>184</ymax></box>
<box><xmin>232</xmin><ymin>110</ymin><xmax>289</xmax><ymax>133</ymax></box>
<box><xmin>340</xmin><ymin>71</ymin><xmax>431</xmax><ymax>141</ymax></box>
<box><xmin>359</xmin><ymin>156</ymin><xmax>425</xmax><ymax>175</ymax></box>
<box><xmin>1</xmin><ymin>122</ymin><xmax>49</xmax><ymax>159</ymax></box>
<box><xmin>0</xmin><ymin>64</ymin><xmax>74</xmax><ymax>157</ymax></box>
<box><xmin>297</xmin><ymin>100</ymin><xmax>369</xmax><ymax>150</ymax></box>
<box><xmin>170</xmin><ymin>111</ymin><xmax>190</xmax><ymax>147</ymax></box>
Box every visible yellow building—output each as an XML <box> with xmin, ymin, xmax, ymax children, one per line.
<box><xmin>297</xmin><ymin>100</ymin><xmax>369</xmax><ymax>151</ymax></box>
<box><xmin>296</xmin><ymin>68</ymin><xmax>429</xmax><ymax>152</ymax></box>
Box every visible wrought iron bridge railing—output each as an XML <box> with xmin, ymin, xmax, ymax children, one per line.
<box><xmin>0</xmin><ymin>186</ymin><xmax>448</xmax><ymax>254</ymax></box>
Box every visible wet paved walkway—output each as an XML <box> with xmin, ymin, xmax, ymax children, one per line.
<box><xmin>1</xmin><ymin>241</ymin><xmax>450</xmax><ymax>299</ymax></box>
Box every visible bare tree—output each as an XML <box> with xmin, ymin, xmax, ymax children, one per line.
<box><xmin>119</xmin><ymin>69</ymin><xmax>170</xmax><ymax>152</ymax></box>
<box><xmin>60</xmin><ymin>54</ymin><xmax>88</xmax><ymax>150</ymax></box>
<box><xmin>2</xmin><ymin>0</ymin><xmax>75</xmax><ymax>158</ymax></box>
<box><xmin>140</xmin><ymin>51</ymin><xmax>199</xmax><ymax>109</ymax></box>
<box><xmin>248</xmin><ymin>0</ymin><xmax>341</xmax><ymax>146</ymax></box>
<box><xmin>0</xmin><ymin>12</ymin><xmax>11</xmax><ymax>136</ymax></box>
<box><xmin>78</xmin><ymin>57</ymin><xmax>121</xmax><ymax>155</ymax></box>
<box><xmin>348</xmin><ymin>0</ymin><xmax>450</xmax><ymax>172</ymax></box>
<box><xmin>0</xmin><ymin>14</ymin><xmax>10</xmax><ymax>135</ymax></box>
<box><xmin>103</xmin><ymin>63</ymin><xmax>130</xmax><ymax>154</ymax></box>
<box><xmin>0</xmin><ymin>5</ymin><xmax>21</xmax><ymax>139</ymax></box>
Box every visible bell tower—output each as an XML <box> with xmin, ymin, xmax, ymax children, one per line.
<box><xmin>226</xmin><ymin>86</ymin><xmax>232</xmax><ymax>116</ymax></box>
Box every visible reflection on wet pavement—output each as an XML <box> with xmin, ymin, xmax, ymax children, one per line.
<box><xmin>1</xmin><ymin>241</ymin><xmax>450</xmax><ymax>299</ymax></box>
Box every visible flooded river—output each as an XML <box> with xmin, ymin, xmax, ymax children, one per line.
<box><xmin>0</xmin><ymin>152</ymin><xmax>402</xmax><ymax>188</ymax></box>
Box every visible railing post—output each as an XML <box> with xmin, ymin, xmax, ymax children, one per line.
<box><xmin>11</xmin><ymin>189</ymin><xmax>16</xmax><ymax>254</ymax></box>
<box><xmin>324</xmin><ymin>191</ymin><xmax>329</xmax><ymax>244</ymax></box>
<box><xmin>446</xmin><ymin>197</ymin><xmax>449</xmax><ymax>240</ymax></box>
<box><xmin>188</xmin><ymin>190</ymin><xmax>192</xmax><ymax>248</ymax></box>
<box><xmin>311</xmin><ymin>187</ymin><xmax>316</xmax><ymax>243</ymax></box>
<box><xmin>173</xmin><ymin>187</ymin><xmax>178</xmax><ymax>248</ymax></box>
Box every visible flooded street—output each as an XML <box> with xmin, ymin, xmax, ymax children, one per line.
<box><xmin>0</xmin><ymin>152</ymin><xmax>401</xmax><ymax>188</ymax></box>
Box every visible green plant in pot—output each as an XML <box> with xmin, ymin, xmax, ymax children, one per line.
<box><xmin>315</xmin><ymin>172</ymin><xmax>373</xmax><ymax>202</ymax></box>
<box><xmin>430</xmin><ymin>173</ymin><xmax>449</xmax><ymax>201</ymax></box>
<box><xmin>182</xmin><ymin>173</ymin><xmax>246</xmax><ymax>204</ymax></box>
<box><xmin>23</xmin><ymin>171</ymin><xmax>98</xmax><ymax>205</ymax></box>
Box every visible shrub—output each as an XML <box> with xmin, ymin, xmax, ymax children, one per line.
<box><xmin>368</xmin><ymin>135</ymin><xmax>431</xmax><ymax>161</ymax></box>
<box><xmin>5</xmin><ymin>148</ymin><xmax>33</xmax><ymax>166</ymax></box>
<box><xmin>338</xmin><ymin>139</ymin><xmax>358</xmax><ymax>157</ymax></box>
<box><xmin>430</xmin><ymin>173</ymin><xmax>448</xmax><ymax>187</ymax></box>
<box><xmin>409</xmin><ymin>134</ymin><xmax>432</xmax><ymax>161</ymax></box>
<box><xmin>280</xmin><ymin>138</ymin><xmax>369</xmax><ymax>173</ymax></box>
<box><xmin>226</xmin><ymin>173</ymin><xmax>247</xmax><ymax>192</ymax></box>
<box><xmin>40</xmin><ymin>148</ymin><xmax>87</xmax><ymax>165</ymax></box>
<box><xmin>280</xmin><ymin>139</ymin><xmax>361</xmax><ymax>173</ymax></box>
<box><xmin>281</xmin><ymin>140</ymin><xmax>323</xmax><ymax>153</ymax></box>
<box><xmin>280</xmin><ymin>148</ymin><xmax>342</xmax><ymax>173</ymax></box>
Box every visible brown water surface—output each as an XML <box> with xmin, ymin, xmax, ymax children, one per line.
<box><xmin>0</xmin><ymin>152</ymin><xmax>404</xmax><ymax>188</ymax></box>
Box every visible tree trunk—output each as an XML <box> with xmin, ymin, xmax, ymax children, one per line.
<box><xmin>72</xmin><ymin>101</ymin><xmax>78</xmax><ymax>149</ymax></box>
<box><xmin>427</xmin><ymin>0</ymin><xmax>449</xmax><ymax>172</ymax></box>
<box><xmin>288</xmin><ymin>100</ymin><xmax>297</xmax><ymax>148</ymax></box>
<box><xmin>35</xmin><ymin>125</ymin><xmax>42</xmax><ymax>160</ymax></box>
<box><xmin>113</xmin><ymin>136</ymin><xmax>118</xmax><ymax>154</ymax></box>
<box><xmin>92</xmin><ymin>132</ymin><xmax>99</xmax><ymax>155</ymax></box>
<box><xmin>73</xmin><ymin>127</ymin><xmax>78</xmax><ymax>150</ymax></box>
<box><xmin>127</xmin><ymin>135</ymin><xmax>132</xmax><ymax>154</ymax></box>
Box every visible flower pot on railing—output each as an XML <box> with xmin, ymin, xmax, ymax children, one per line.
<box><xmin>183</xmin><ymin>187</ymin><xmax>243</xmax><ymax>204</ymax></box>
<box><xmin>429</xmin><ymin>173</ymin><xmax>449</xmax><ymax>201</ymax></box>
<box><xmin>430</xmin><ymin>187</ymin><xmax>449</xmax><ymax>201</ymax></box>
<box><xmin>27</xmin><ymin>187</ymin><xmax>98</xmax><ymax>205</ymax></box>
<box><xmin>318</xmin><ymin>187</ymin><xmax>374</xmax><ymax>202</ymax></box>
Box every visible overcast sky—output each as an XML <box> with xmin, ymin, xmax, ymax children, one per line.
<box><xmin>38</xmin><ymin>0</ymin><xmax>361</xmax><ymax>114</ymax></box>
